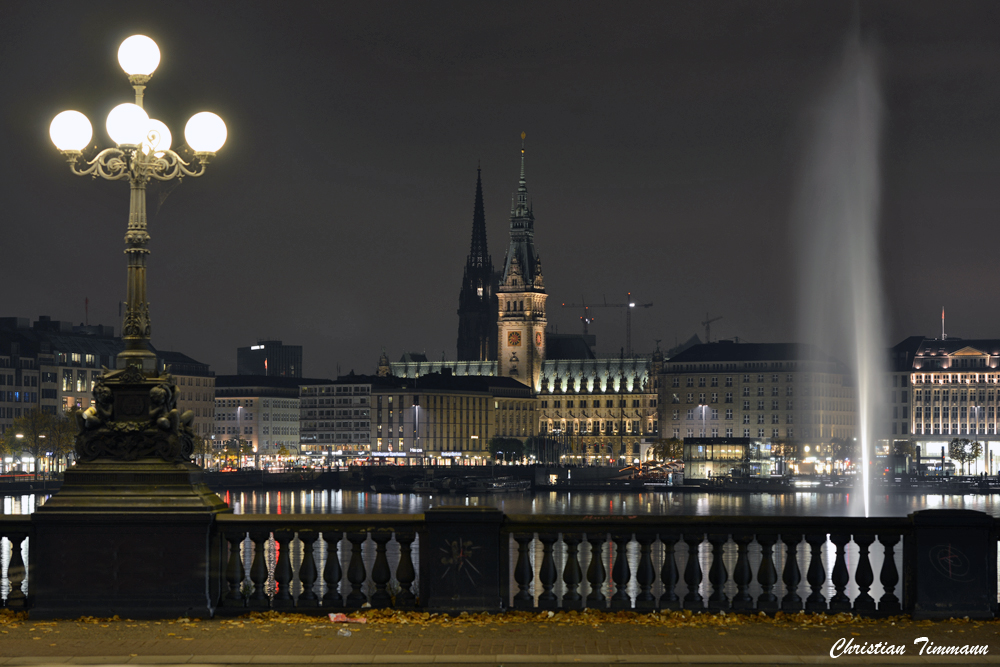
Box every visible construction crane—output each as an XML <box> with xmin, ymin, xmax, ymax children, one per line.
<box><xmin>702</xmin><ymin>313</ymin><xmax>722</xmax><ymax>343</ymax></box>
<box><xmin>560</xmin><ymin>293</ymin><xmax>652</xmax><ymax>357</ymax></box>
<box><xmin>560</xmin><ymin>297</ymin><xmax>596</xmax><ymax>334</ymax></box>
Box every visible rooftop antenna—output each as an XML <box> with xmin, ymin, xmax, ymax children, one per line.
<box><xmin>942</xmin><ymin>307</ymin><xmax>947</xmax><ymax>340</ymax></box>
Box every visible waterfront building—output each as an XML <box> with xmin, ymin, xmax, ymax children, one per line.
<box><xmin>0</xmin><ymin>316</ymin><xmax>120</xmax><ymax>432</ymax></box>
<box><xmin>0</xmin><ymin>317</ymin><xmax>216</xmax><ymax>445</ymax></box>
<box><xmin>388</xmin><ymin>354</ymin><xmax>658</xmax><ymax>464</ymax></box>
<box><xmin>236</xmin><ymin>340</ymin><xmax>302</xmax><ymax>378</ymax></box>
<box><xmin>156</xmin><ymin>351</ymin><xmax>216</xmax><ymax>440</ymax></box>
<box><xmin>456</xmin><ymin>167</ymin><xmax>499</xmax><ymax>362</ymax></box>
<box><xmin>299</xmin><ymin>374</ymin><xmax>372</xmax><ymax>461</ymax></box>
<box><xmin>890</xmin><ymin>336</ymin><xmax>1000</xmax><ymax>472</ymax></box>
<box><xmin>214</xmin><ymin>375</ymin><xmax>328</xmax><ymax>462</ymax></box>
<box><xmin>683</xmin><ymin>437</ymin><xmax>774</xmax><ymax>478</ymax></box>
<box><xmin>537</xmin><ymin>354</ymin><xmax>660</xmax><ymax>465</ymax></box>
<box><xmin>659</xmin><ymin>341</ymin><xmax>857</xmax><ymax>473</ymax></box>
<box><xmin>371</xmin><ymin>371</ymin><xmax>533</xmax><ymax>465</ymax></box>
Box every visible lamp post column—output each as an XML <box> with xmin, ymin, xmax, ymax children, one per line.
<box><xmin>119</xmin><ymin>174</ymin><xmax>154</xmax><ymax>370</ymax></box>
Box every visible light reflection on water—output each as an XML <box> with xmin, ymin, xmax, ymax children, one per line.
<box><xmin>6</xmin><ymin>489</ymin><xmax>1000</xmax><ymax>516</ymax></box>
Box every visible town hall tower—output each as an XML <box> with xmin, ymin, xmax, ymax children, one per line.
<box><xmin>497</xmin><ymin>134</ymin><xmax>547</xmax><ymax>389</ymax></box>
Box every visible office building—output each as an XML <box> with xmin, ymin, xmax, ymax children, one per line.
<box><xmin>237</xmin><ymin>340</ymin><xmax>302</xmax><ymax>378</ymax></box>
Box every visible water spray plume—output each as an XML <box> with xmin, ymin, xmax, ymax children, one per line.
<box><xmin>795</xmin><ymin>28</ymin><xmax>886</xmax><ymax>518</ymax></box>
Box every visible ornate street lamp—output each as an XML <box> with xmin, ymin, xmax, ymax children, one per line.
<box><xmin>50</xmin><ymin>35</ymin><xmax>226</xmax><ymax>373</ymax></box>
<box><xmin>44</xmin><ymin>34</ymin><xmax>229</xmax><ymax>484</ymax></box>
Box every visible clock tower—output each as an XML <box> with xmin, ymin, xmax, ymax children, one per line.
<box><xmin>498</xmin><ymin>134</ymin><xmax>547</xmax><ymax>390</ymax></box>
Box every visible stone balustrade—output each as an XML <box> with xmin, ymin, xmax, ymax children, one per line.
<box><xmin>1</xmin><ymin>509</ymin><xmax>995</xmax><ymax>619</ymax></box>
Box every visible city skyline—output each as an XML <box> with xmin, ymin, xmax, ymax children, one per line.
<box><xmin>3</xmin><ymin>2</ymin><xmax>1000</xmax><ymax>378</ymax></box>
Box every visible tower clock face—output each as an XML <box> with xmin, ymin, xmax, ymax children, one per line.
<box><xmin>535</xmin><ymin>332</ymin><xmax>542</xmax><ymax>347</ymax></box>
<box><xmin>508</xmin><ymin>331</ymin><xmax>521</xmax><ymax>347</ymax></box>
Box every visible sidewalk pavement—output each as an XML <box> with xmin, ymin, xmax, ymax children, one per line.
<box><xmin>2</xmin><ymin>609</ymin><xmax>1000</xmax><ymax>666</ymax></box>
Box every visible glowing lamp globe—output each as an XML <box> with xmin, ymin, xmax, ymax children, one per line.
<box><xmin>50</xmin><ymin>110</ymin><xmax>92</xmax><ymax>152</ymax></box>
<box><xmin>118</xmin><ymin>35</ymin><xmax>160</xmax><ymax>77</ymax></box>
<box><xmin>142</xmin><ymin>119</ymin><xmax>172</xmax><ymax>155</ymax></box>
<box><xmin>185</xmin><ymin>112</ymin><xmax>226</xmax><ymax>153</ymax></box>
<box><xmin>106</xmin><ymin>103</ymin><xmax>150</xmax><ymax>147</ymax></box>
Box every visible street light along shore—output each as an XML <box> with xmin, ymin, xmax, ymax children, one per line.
<box><xmin>50</xmin><ymin>34</ymin><xmax>226</xmax><ymax>372</ymax></box>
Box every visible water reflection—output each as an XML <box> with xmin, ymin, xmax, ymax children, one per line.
<box><xmin>8</xmin><ymin>489</ymin><xmax>1000</xmax><ymax>517</ymax></box>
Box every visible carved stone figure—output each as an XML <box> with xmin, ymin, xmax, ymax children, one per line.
<box><xmin>77</xmin><ymin>382</ymin><xmax>113</xmax><ymax>430</ymax></box>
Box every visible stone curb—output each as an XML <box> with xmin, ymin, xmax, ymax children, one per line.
<box><xmin>2</xmin><ymin>657</ymin><xmax>999</xmax><ymax>665</ymax></box>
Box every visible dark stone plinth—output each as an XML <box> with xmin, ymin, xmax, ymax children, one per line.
<box><xmin>420</xmin><ymin>507</ymin><xmax>503</xmax><ymax>613</ymax></box>
<box><xmin>30</xmin><ymin>457</ymin><xmax>229</xmax><ymax>618</ymax></box>
<box><xmin>36</xmin><ymin>457</ymin><xmax>229</xmax><ymax>513</ymax></box>
<box><xmin>31</xmin><ymin>511</ymin><xmax>225</xmax><ymax>619</ymax></box>
<box><xmin>908</xmin><ymin>509</ymin><xmax>997</xmax><ymax>619</ymax></box>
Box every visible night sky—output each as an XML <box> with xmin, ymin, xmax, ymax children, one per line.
<box><xmin>2</xmin><ymin>1</ymin><xmax>1000</xmax><ymax>378</ymax></box>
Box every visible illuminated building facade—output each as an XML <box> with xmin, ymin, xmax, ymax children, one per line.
<box><xmin>659</xmin><ymin>341</ymin><xmax>856</xmax><ymax>472</ymax></box>
<box><xmin>0</xmin><ymin>317</ymin><xmax>120</xmax><ymax>433</ymax></box>
<box><xmin>237</xmin><ymin>340</ymin><xmax>302</xmax><ymax>377</ymax></box>
<box><xmin>214</xmin><ymin>375</ymin><xmax>322</xmax><ymax>461</ymax></box>
<box><xmin>371</xmin><ymin>372</ymin><xmax>533</xmax><ymax>464</ymax></box>
<box><xmin>891</xmin><ymin>336</ymin><xmax>1000</xmax><ymax>471</ymax></box>
<box><xmin>299</xmin><ymin>376</ymin><xmax>372</xmax><ymax>459</ymax></box>
<box><xmin>537</xmin><ymin>356</ymin><xmax>660</xmax><ymax>464</ymax></box>
<box><xmin>497</xmin><ymin>139</ymin><xmax>547</xmax><ymax>389</ymax></box>
<box><xmin>457</xmin><ymin>167</ymin><xmax>498</xmax><ymax>361</ymax></box>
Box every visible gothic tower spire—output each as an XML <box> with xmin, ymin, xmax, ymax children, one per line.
<box><xmin>457</xmin><ymin>165</ymin><xmax>498</xmax><ymax>361</ymax></box>
<box><xmin>469</xmin><ymin>165</ymin><xmax>488</xmax><ymax>266</ymax></box>
<box><xmin>498</xmin><ymin>132</ymin><xmax>547</xmax><ymax>390</ymax></box>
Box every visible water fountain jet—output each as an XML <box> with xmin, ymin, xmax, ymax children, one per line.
<box><xmin>795</xmin><ymin>31</ymin><xmax>886</xmax><ymax>518</ymax></box>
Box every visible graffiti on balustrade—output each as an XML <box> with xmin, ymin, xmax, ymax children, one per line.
<box><xmin>928</xmin><ymin>543</ymin><xmax>974</xmax><ymax>583</ymax></box>
<box><xmin>439</xmin><ymin>537</ymin><xmax>481</xmax><ymax>585</ymax></box>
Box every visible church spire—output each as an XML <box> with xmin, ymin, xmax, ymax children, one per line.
<box><xmin>457</xmin><ymin>164</ymin><xmax>498</xmax><ymax>362</ymax></box>
<box><xmin>469</xmin><ymin>165</ymin><xmax>488</xmax><ymax>267</ymax></box>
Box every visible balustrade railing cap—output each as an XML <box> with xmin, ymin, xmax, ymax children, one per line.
<box><xmin>425</xmin><ymin>506</ymin><xmax>503</xmax><ymax>522</ymax></box>
<box><xmin>910</xmin><ymin>509</ymin><xmax>995</xmax><ymax>527</ymax></box>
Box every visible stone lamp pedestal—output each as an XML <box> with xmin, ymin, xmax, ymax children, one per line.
<box><xmin>30</xmin><ymin>367</ymin><xmax>230</xmax><ymax>619</ymax></box>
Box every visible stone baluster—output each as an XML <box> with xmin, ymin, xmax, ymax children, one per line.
<box><xmin>394</xmin><ymin>531</ymin><xmax>417</xmax><ymax>608</ymax></box>
<box><xmin>877</xmin><ymin>533</ymin><xmax>901</xmax><ymax>614</ymax></box>
<box><xmin>345</xmin><ymin>532</ymin><xmax>369</xmax><ymax>608</ymax></box>
<box><xmin>562</xmin><ymin>534</ymin><xmax>584</xmax><ymax>610</ymax></box>
<box><xmin>610</xmin><ymin>533</ymin><xmax>632</xmax><ymax>610</ymax></box>
<box><xmin>730</xmin><ymin>533</ymin><xmax>754</xmax><ymax>611</ymax></box>
<box><xmin>828</xmin><ymin>533</ymin><xmax>852</xmax><ymax>612</ymax></box>
<box><xmin>659</xmin><ymin>532</ymin><xmax>681</xmax><ymax>611</ymax></box>
<box><xmin>780</xmin><ymin>533</ymin><xmax>803</xmax><ymax>612</ymax></box>
<box><xmin>707</xmin><ymin>534</ymin><xmax>730</xmax><ymax>611</ymax></box>
<box><xmin>223</xmin><ymin>530</ymin><xmax>246</xmax><ymax>605</ymax></box>
<box><xmin>248</xmin><ymin>531</ymin><xmax>270</xmax><ymax>608</ymax></box>
<box><xmin>369</xmin><ymin>531</ymin><xmax>393</xmax><ymax>608</ymax></box>
<box><xmin>634</xmin><ymin>533</ymin><xmax>657</xmax><ymax>610</ymax></box>
<box><xmin>272</xmin><ymin>530</ymin><xmax>294</xmax><ymax>608</ymax></box>
<box><xmin>682</xmin><ymin>533</ymin><xmax>704</xmax><ymax>610</ymax></box>
<box><xmin>755</xmin><ymin>533</ymin><xmax>779</xmax><ymax>612</ymax></box>
<box><xmin>4</xmin><ymin>532</ymin><xmax>27</xmax><ymax>610</ymax></box>
<box><xmin>537</xmin><ymin>533</ymin><xmax>559</xmax><ymax>610</ymax></box>
<box><xmin>298</xmin><ymin>530</ymin><xmax>320</xmax><ymax>607</ymax></box>
<box><xmin>852</xmin><ymin>534</ymin><xmax>876</xmax><ymax>614</ymax></box>
<box><xmin>804</xmin><ymin>533</ymin><xmax>828</xmax><ymax>612</ymax></box>
<box><xmin>322</xmin><ymin>531</ymin><xmax>344</xmax><ymax>608</ymax></box>
<box><xmin>512</xmin><ymin>533</ymin><xmax>535</xmax><ymax>610</ymax></box>
<box><xmin>586</xmin><ymin>534</ymin><xmax>607</xmax><ymax>608</ymax></box>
